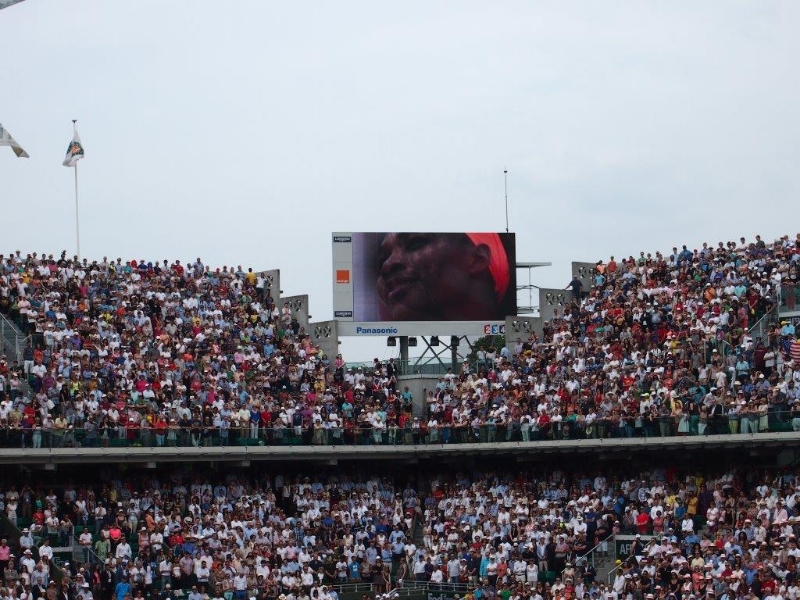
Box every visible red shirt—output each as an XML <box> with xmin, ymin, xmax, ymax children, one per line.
<box><xmin>635</xmin><ymin>512</ymin><xmax>650</xmax><ymax>534</ymax></box>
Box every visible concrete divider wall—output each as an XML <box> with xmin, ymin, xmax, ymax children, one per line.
<box><xmin>397</xmin><ymin>374</ymin><xmax>441</xmax><ymax>417</ymax></box>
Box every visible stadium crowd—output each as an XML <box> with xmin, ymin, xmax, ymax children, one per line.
<box><xmin>2</xmin><ymin>466</ymin><xmax>800</xmax><ymax>600</ymax></box>
<box><xmin>0</xmin><ymin>234</ymin><xmax>799</xmax><ymax>447</ymax></box>
<box><xmin>0</xmin><ymin>234</ymin><xmax>799</xmax><ymax>600</ymax></box>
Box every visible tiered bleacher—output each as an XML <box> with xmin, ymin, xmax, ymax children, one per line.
<box><xmin>2</xmin><ymin>234</ymin><xmax>800</xmax><ymax>600</ymax></box>
<box><xmin>1</xmin><ymin>234</ymin><xmax>799</xmax><ymax>448</ymax></box>
<box><xmin>2</xmin><ymin>466</ymin><xmax>800</xmax><ymax>600</ymax></box>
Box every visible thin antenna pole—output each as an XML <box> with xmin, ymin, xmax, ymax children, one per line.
<box><xmin>504</xmin><ymin>168</ymin><xmax>509</xmax><ymax>233</ymax></box>
<box><xmin>73</xmin><ymin>119</ymin><xmax>81</xmax><ymax>259</ymax></box>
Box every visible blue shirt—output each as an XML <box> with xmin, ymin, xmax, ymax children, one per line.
<box><xmin>348</xmin><ymin>561</ymin><xmax>360</xmax><ymax>579</ymax></box>
<box><xmin>114</xmin><ymin>582</ymin><xmax>132</xmax><ymax>600</ymax></box>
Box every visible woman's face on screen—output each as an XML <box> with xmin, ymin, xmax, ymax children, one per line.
<box><xmin>376</xmin><ymin>233</ymin><xmax>475</xmax><ymax>321</ymax></box>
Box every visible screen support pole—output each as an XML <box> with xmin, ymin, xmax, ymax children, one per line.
<box><xmin>399</xmin><ymin>336</ymin><xmax>409</xmax><ymax>365</ymax></box>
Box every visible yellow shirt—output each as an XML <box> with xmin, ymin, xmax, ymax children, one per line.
<box><xmin>687</xmin><ymin>496</ymin><xmax>699</xmax><ymax>516</ymax></box>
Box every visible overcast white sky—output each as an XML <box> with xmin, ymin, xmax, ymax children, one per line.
<box><xmin>2</xmin><ymin>1</ymin><xmax>799</xmax><ymax>361</ymax></box>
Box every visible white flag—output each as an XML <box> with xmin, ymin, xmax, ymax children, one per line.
<box><xmin>63</xmin><ymin>131</ymin><xmax>85</xmax><ymax>167</ymax></box>
<box><xmin>0</xmin><ymin>123</ymin><xmax>29</xmax><ymax>158</ymax></box>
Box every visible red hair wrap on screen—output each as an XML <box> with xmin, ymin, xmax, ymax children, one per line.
<box><xmin>465</xmin><ymin>233</ymin><xmax>510</xmax><ymax>302</ymax></box>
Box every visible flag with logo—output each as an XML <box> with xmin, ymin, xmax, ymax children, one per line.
<box><xmin>0</xmin><ymin>123</ymin><xmax>29</xmax><ymax>158</ymax></box>
<box><xmin>63</xmin><ymin>131</ymin><xmax>85</xmax><ymax>167</ymax></box>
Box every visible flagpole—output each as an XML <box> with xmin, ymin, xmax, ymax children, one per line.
<box><xmin>503</xmin><ymin>168</ymin><xmax>509</xmax><ymax>233</ymax></box>
<box><xmin>73</xmin><ymin>119</ymin><xmax>81</xmax><ymax>259</ymax></box>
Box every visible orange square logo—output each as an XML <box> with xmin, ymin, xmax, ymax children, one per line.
<box><xmin>336</xmin><ymin>269</ymin><xmax>350</xmax><ymax>284</ymax></box>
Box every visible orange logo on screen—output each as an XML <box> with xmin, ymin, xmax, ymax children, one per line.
<box><xmin>336</xmin><ymin>270</ymin><xmax>350</xmax><ymax>284</ymax></box>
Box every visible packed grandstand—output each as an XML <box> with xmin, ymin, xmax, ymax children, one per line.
<box><xmin>3</xmin><ymin>465</ymin><xmax>800</xmax><ymax>600</ymax></box>
<box><xmin>1</xmin><ymin>235</ymin><xmax>800</xmax><ymax>447</ymax></box>
<box><xmin>1</xmin><ymin>233</ymin><xmax>800</xmax><ymax>600</ymax></box>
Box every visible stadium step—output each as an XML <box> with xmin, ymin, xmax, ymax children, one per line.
<box><xmin>592</xmin><ymin>551</ymin><xmax>617</xmax><ymax>582</ymax></box>
<box><xmin>0</xmin><ymin>313</ymin><xmax>26</xmax><ymax>360</ymax></box>
<box><xmin>0</xmin><ymin>312</ymin><xmax>33</xmax><ymax>396</ymax></box>
<box><xmin>411</xmin><ymin>514</ymin><xmax>425</xmax><ymax>548</ymax></box>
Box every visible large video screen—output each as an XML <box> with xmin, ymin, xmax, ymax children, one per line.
<box><xmin>333</xmin><ymin>232</ymin><xmax>516</xmax><ymax>325</ymax></box>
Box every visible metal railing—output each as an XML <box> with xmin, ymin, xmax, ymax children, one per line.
<box><xmin>75</xmin><ymin>543</ymin><xmax>104</xmax><ymax>566</ymax></box>
<box><xmin>344</xmin><ymin>358</ymin><xmax>492</xmax><ymax>377</ymax></box>
<box><xmin>2</xmin><ymin>410</ymin><xmax>798</xmax><ymax>450</ymax></box>
<box><xmin>396</xmin><ymin>581</ymin><xmax>471</xmax><ymax>593</ymax></box>
<box><xmin>779</xmin><ymin>283</ymin><xmax>800</xmax><ymax>313</ymax></box>
<box><xmin>558</xmin><ymin>533</ymin><xmax>612</xmax><ymax>579</ymax></box>
<box><xmin>0</xmin><ymin>511</ymin><xmax>65</xmax><ymax>583</ymax></box>
<box><xmin>319</xmin><ymin>581</ymin><xmax>470</xmax><ymax>595</ymax></box>
<box><xmin>749</xmin><ymin>303</ymin><xmax>779</xmax><ymax>341</ymax></box>
<box><xmin>0</xmin><ymin>311</ymin><xmax>28</xmax><ymax>363</ymax></box>
<box><xmin>100</xmin><ymin>581</ymin><xmax>471</xmax><ymax>600</ymax></box>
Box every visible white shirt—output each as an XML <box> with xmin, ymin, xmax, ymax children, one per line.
<box><xmin>38</xmin><ymin>545</ymin><xmax>54</xmax><ymax>561</ymax></box>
